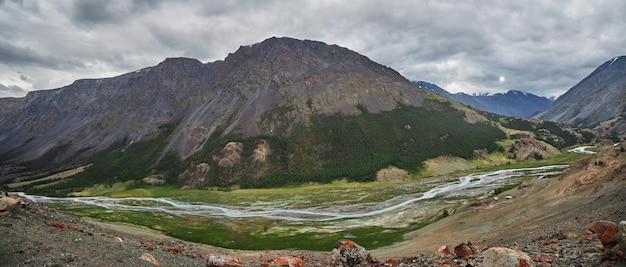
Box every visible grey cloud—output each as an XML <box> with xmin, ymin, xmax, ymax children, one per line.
<box><xmin>0</xmin><ymin>82</ymin><xmax>28</xmax><ymax>97</ymax></box>
<box><xmin>1</xmin><ymin>0</ymin><xmax>625</xmax><ymax>99</ymax></box>
<box><xmin>71</xmin><ymin>0</ymin><xmax>162</xmax><ymax>26</ymax></box>
<box><xmin>0</xmin><ymin>41</ymin><xmax>85</xmax><ymax>70</ymax></box>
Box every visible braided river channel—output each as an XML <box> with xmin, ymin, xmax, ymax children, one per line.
<box><xmin>17</xmin><ymin>165</ymin><xmax>567</xmax><ymax>223</ymax></box>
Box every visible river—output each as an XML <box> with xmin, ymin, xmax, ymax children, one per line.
<box><xmin>16</xmin><ymin>165</ymin><xmax>567</xmax><ymax>222</ymax></box>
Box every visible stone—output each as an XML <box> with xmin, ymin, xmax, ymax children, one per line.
<box><xmin>0</xmin><ymin>196</ymin><xmax>20</xmax><ymax>216</ymax></box>
<box><xmin>583</xmin><ymin>220</ymin><xmax>618</xmax><ymax>248</ymax></box>
<box><xmin>432</xmin><ymin>244</ymin><xmax>451</xmax><ymax>255</ymax></box>
<box><xmin>206</xmin><ymin>255</ymin><xmax>243</xmax><ymax>267</ymax></box>
<box><xmin>139</xmin><ymin>253</ymin><xmax>162</xmax><ymax>267</ymax></box>
<box><xmin>330</xmin><ymin>239</ymin><xmax>379</xmax><ymax>267</ymax></box>
<box><xmin>454</xmin><ymin>242</ymin><xmax>479</xmax><ymax>259</ymax></box>
<box><xmin>482</xmin><ymin>247</ymin><xmax>535</xmax><ymax>267</ymax></box>
<box><xmin>262</xmin><ymin>256</ymin><xmax>303</xmax><ymax>267</ymax></box>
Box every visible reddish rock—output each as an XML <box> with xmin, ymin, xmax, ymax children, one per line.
<box><xmin>386</xmin><ymin>258</ymin><xmax>401</xmax><ymax>266</ymax></box>
<box><xmin>454</xmin><ymin>242</ymin><xmax>479</xmax><ymax>259</ymax></box>
<box><xmin>206</xmin><ymin>255</ymin><xmax>243</xmax><ymax>267</ymax></box>
<box><xmin>139</xmin><ymin>253</ymin><xmax>162</xmax><ymax>267</ymax></box>
<box><xmin>262</xmin><ymin>256</ymin><xmax>303</xmax><ymax>267</ymax></box>
<box><xmin>482</xmin><ymin>247</ymin><xmax>535</xmax><ymax>267</ymax></box>
<box><xmin>583</xmin><ymin>220</ymin><xmax>618</xmax><ymax>248</ymax></box>
<box><xmin>543</xmin><ymin>238</ymin><xmax>558</xmax><ymax>245</ymax></box>
<box><xmin>432</xmin><ymin>244</ymin><xmax>451</xmax><ymax>255</ymax></box>
<box><xmin>529</xmin><ymin>254</ymin><xmax>553</xmax><ymax>264</ymax></box>
<box><xmin>330</xmin><ymin>239</ymin><xmax>379</xmax><ymax>266</ymax></box>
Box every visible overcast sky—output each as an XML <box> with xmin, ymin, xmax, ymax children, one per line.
<box><xmin>1</xmin><ymin>0</ymin><xmax>625</xmax><ymax>98</ymax></box>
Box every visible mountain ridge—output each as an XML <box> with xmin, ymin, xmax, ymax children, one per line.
<box><xmin>534</xmin><ymin>55</ymin><xmax>626</xmax><ymax>129</ymax></box>
<box><xmin>412</xmin><ymin>80</ymin><xmax>553</xmax><ymax>118</ymax></box>
<box><xmin>2</xmin><ymin>37</ymin><xmax>515</xmax><ymax>190</ymax></box>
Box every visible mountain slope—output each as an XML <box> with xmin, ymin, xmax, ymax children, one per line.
<box><xmin>0</xmin><ymin>38</ymin><xmax>425</xmax><ymax>163</ymax></box>
<box><xmin>413</xmin><ymin>81</ymin><xmax>553</xmax><ymax>118</ymax></box>
<box><xmin>534</xmin><ymin>56</ymin><xmax>626</xmax><ymax>128</ymax></box>
<box><xmin>0</xmin><ymin>37</ymin><xmax>510</xmax><ymax>190</ymax></box>
<box><xmin>374</xmin><ymin>142</ymin><xmax>626</xmax><ymax>258</ymax></box>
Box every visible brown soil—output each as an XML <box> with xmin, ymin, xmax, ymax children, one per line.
<box><xmin>0</xmin><ymin>203</ymin><xmax>329</xmax><ymax>266</ymax></box>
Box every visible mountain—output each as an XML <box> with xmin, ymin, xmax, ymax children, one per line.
<box><xmin>534</xmin><ymin>56</ymin><xmax>626</xmax><ymax>130</ymax></box>
<box><xmin>0</xmin><ymin>37</ymin><xmax>509</xmax><ymax>190</ymax></box>
<box><xmin>412</xmin><ymin>81</ymin><xmax>553</xmax><ymax>118</ymax></box>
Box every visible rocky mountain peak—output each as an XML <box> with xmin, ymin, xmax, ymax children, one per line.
<box><xmin>0</xmin><ymin>37</ymin><xmax>427</xmax><ymax>163</ymax></box>
<box><xmin>534</xmin><ymin>55</ymin><xmax>626</xmax><ymax>128</ymax></box>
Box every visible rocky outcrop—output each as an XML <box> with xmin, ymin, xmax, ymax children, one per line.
<box><xmin>534</xmin><ymin>55</ymin><xmax>626</xmax><ymax>128</ymax></box>
<box><xmin>330</xmin><ymin>239</ymin><xmax>379</xmax><ymax>266</ymax></box>
<box><xmin>482</xmin><ymin>247</ymin><xmax>535</xmax><ymax>267</ymax></box>
<box><xmin>217</xmin><ymin>142</ymin><xmax>243</xmax><ymax>168</ymax></box>
<box><xmin>178</xmin><ymin>162</ymin><xmax>210</xmax><ymax>189</ymax></box>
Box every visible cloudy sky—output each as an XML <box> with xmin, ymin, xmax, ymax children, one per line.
<box><xmin>1</xmin><ymin>0</ymin><xmax>625</xmax><ymax>98</ymax></box>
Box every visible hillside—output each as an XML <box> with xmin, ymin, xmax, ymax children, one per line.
<box><xmin>374</xmin><ymin>142</ymin><xmax>626</xmax><ymax>263</ymax></box>
<box><xmin>2</xmin><ymin>144</ymin><xmax>624</xmax><ymax>266</ymax></box>
<box><xmin>534</xmin><ymin>56</ymin><xmax>626</xmax><ymax>130</ymax></box>
<box><xmin>1</xmin><ymin>37</ymin><xmax>516</xmax><ymax>192</ymax></box>
<box><xmin>413</xmin><ymin>81</ymin><xmax>553</xmax><ymax>118</ymax></box>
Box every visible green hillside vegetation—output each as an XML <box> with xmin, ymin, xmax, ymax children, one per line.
<box><xmin>192</xmin><ymin>100</ymin><xmax>505</xmax><ymax>189</ymax></box>
<box><xmin>494</xmin><ymin>117</ymin><xmax>595</xmax><ymax>148</ymax></box>
<box><xmin>19</xmin><ymin>100</ymin><xmax>588</xmax><ymax>196</ymax></box>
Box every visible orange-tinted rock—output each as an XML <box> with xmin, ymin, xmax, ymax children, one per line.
<box><xmin>584</xmin><ymin>220</ymin><xmax>618</xmax><ymax>248</ymax></box>
<box><xmin>262</xmin><ymin>256</ymin><xmax>303</xmax><ymax>267</ymax></box>
<box><xmin>432</xmin><ymin>244</ymin><xmax>451</xmax><ymax>255</ymax></box>
<box><xmin>482</xmin><ymin>247</ymin><xmax>535</xmax><ymax>267</ymax></box>
<box><xmin>139</xmin><ymin>253</ymin><xmax>162</xmax><ymax>267</ymax></box>
<box><xmin>454</xmin><ymin>243</ymin><xmax>473</xmax><ymax>259</ymax></box>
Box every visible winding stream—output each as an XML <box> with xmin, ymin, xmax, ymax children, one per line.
<box><xmin>16</xmin><ymin>165</ymin><xmax>567</xmax><ymax>222</ymax></box>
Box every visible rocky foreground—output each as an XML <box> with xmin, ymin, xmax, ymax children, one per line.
<box><xmin>1</xmin><ymin>192</ymin><xmax>624</xmax><ymax>267</ymax></box>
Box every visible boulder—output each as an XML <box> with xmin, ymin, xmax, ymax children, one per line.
<box><xmin>482</xmin><ymin>247</ymin><xmax>535</xmax><ymax>267</ymax></box>
<box><xmin>206</xmin><ymin>255</ymin><xmax>243</xmax><ymax>267</ymax></box>
<box><xmin>330</xmin><ymin>239</ymin><xmax>379</xmax><ymax>267</ymax></box>
<box><xmin>454</xmin><ymin>243</ymin><xmax>473</xmax><ymax>259</ymax></box>
<box><xmin>583</xmin><ymin>220</ymin><xmax>618</xmax><ymax>248</ymax></box>
<box><xmin>454</xmin><ymin>241</ymin><xmax>480</xmax><ymax>259</ymax></box>
<box><xmin>0</xmin><ymin>196</ymin><xmax>20</xmax><ymax>216</ymax></box>
<box><xmin>262</xmin><ymin>256</ymin><xmax>303</xmax><ymax>267</ymax></box>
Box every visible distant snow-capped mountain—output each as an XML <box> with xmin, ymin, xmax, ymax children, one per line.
<box><xmin>412</xmin><ymin>81</ymin><xmax>553</xmax><ymax>118</ymax></box>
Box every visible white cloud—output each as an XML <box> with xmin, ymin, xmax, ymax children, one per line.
<box><xmin>0</xmin><ymin>0</ymin><xmax>625</xmax><ymax>98</ymax></box>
